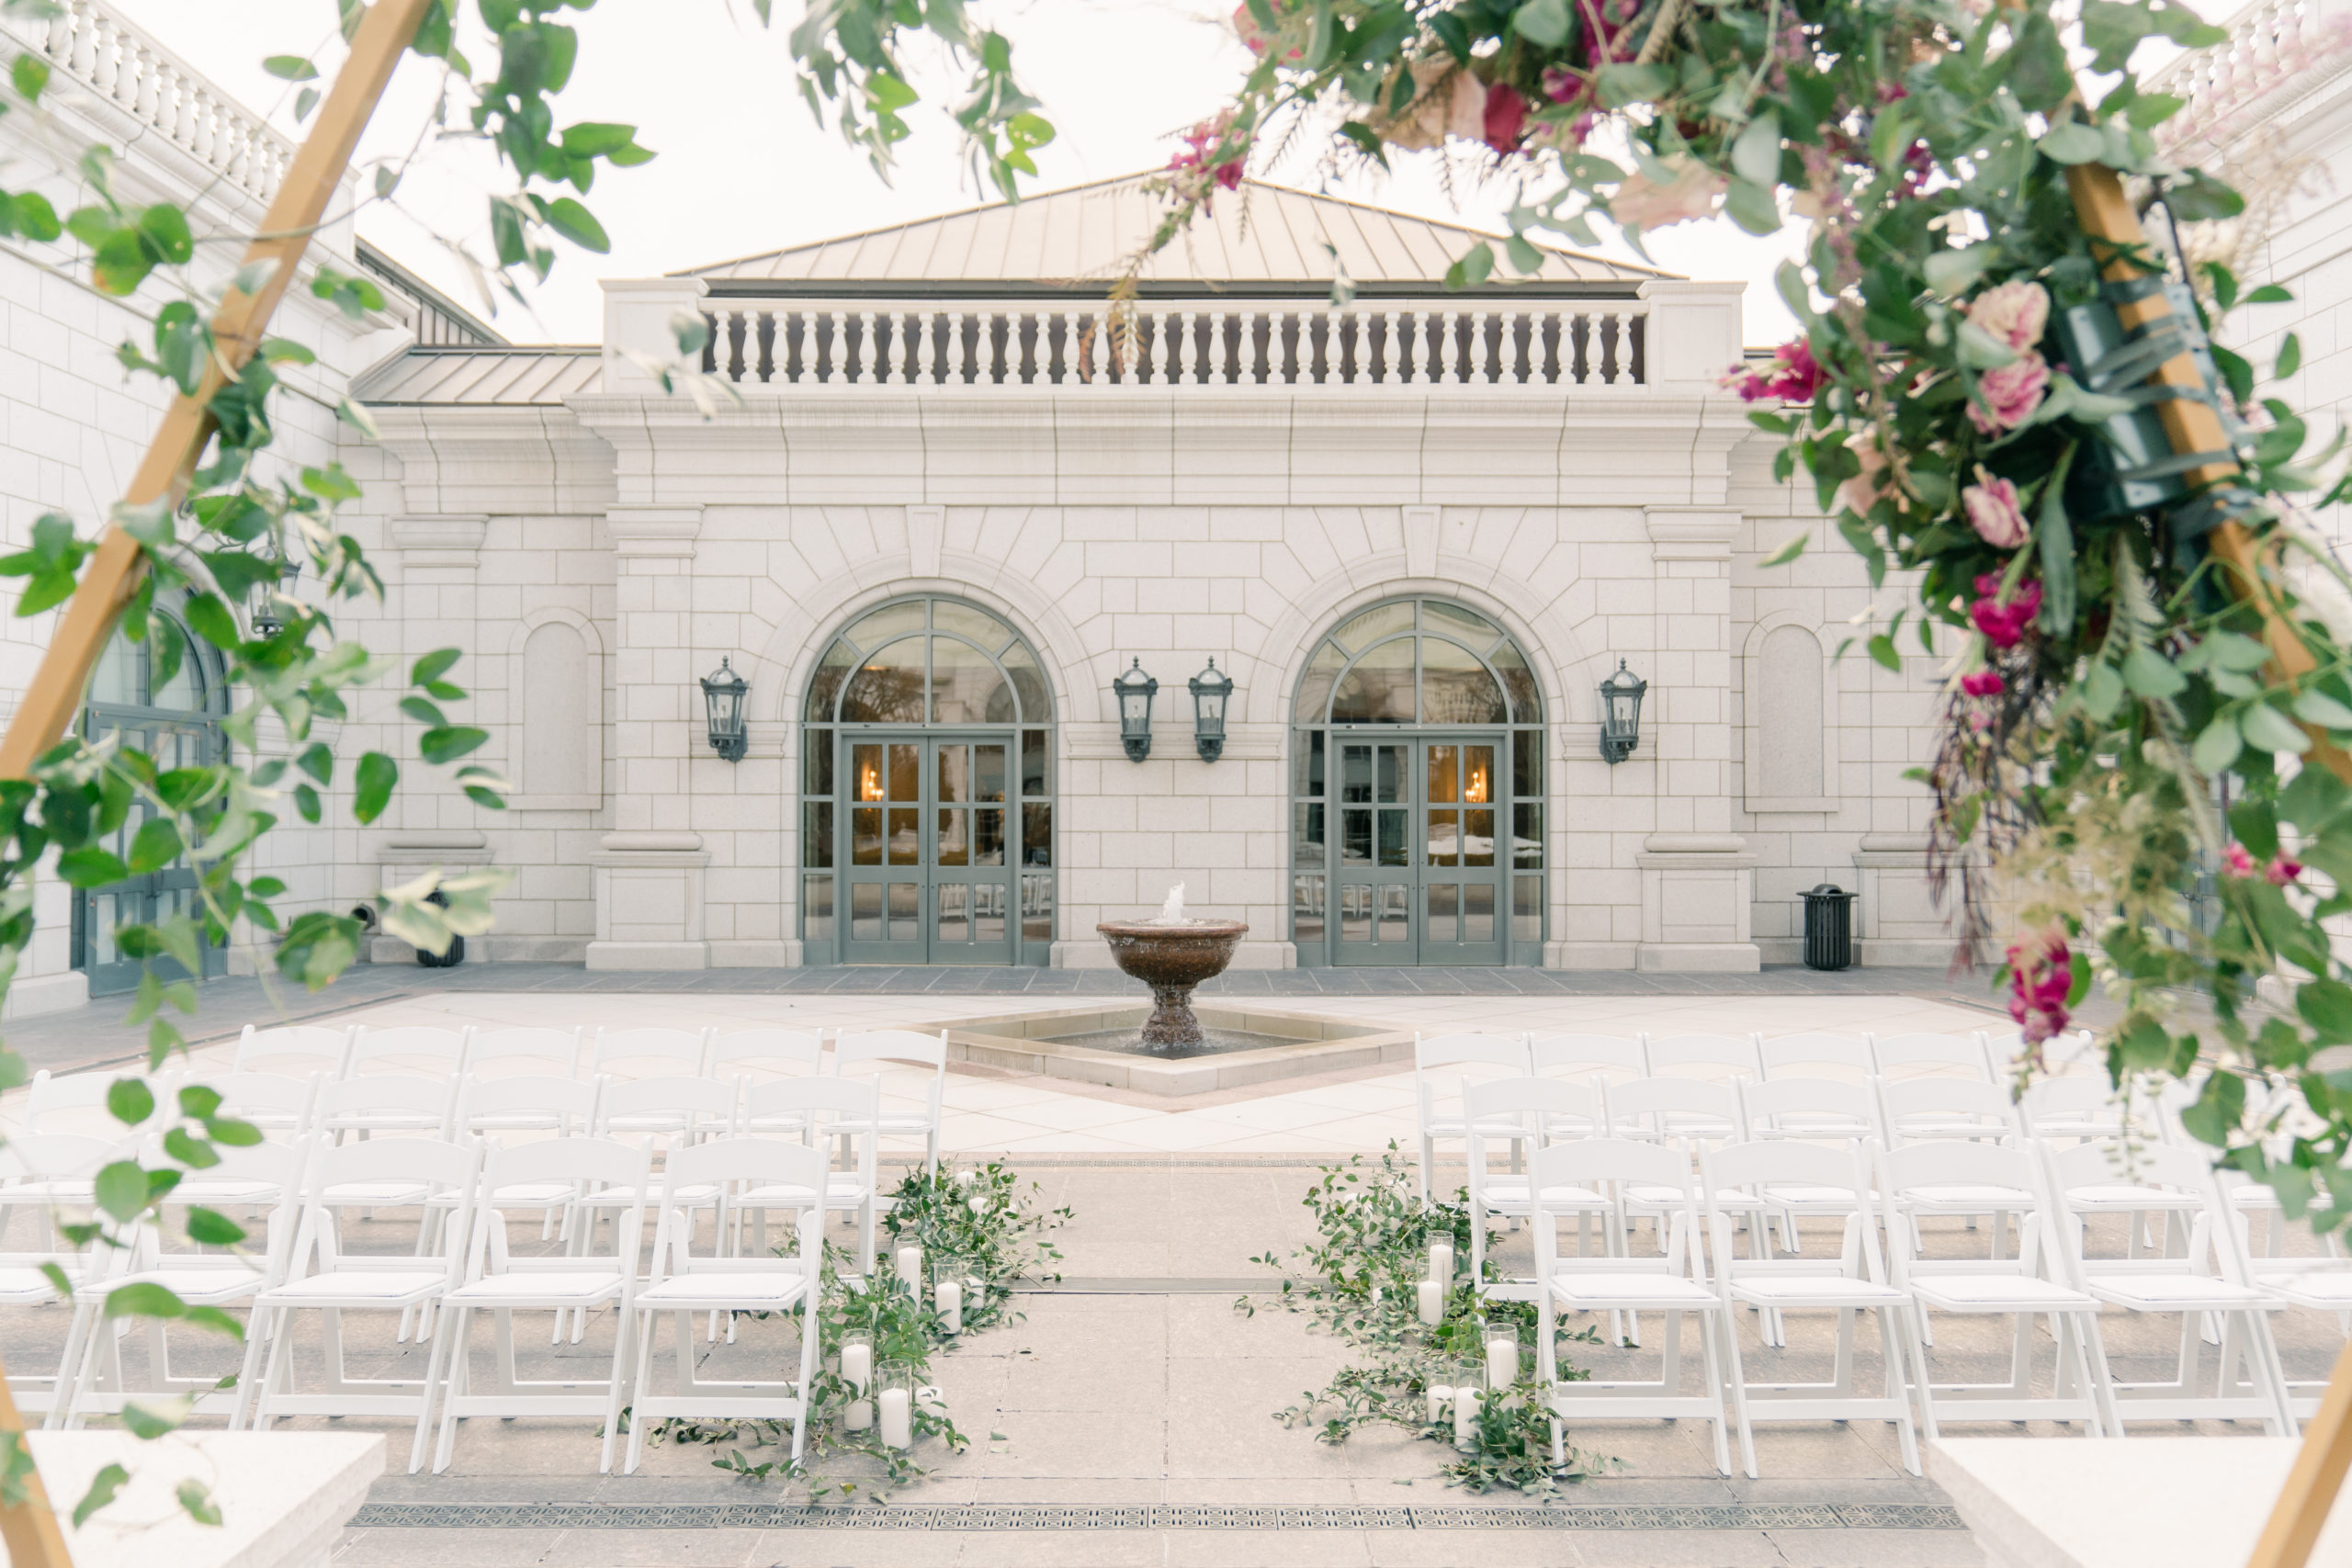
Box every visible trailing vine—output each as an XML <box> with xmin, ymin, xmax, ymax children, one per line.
<box><xmin>1245</xmin><ymin>1145</ymin><xmax>1615</xmax><ymax>1495</ymax></box>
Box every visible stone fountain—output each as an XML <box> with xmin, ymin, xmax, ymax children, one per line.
<box><xmin>1096</xmin><ymin>884</ymin><xmax>1249</xmax><ymax>1049</ymax></box>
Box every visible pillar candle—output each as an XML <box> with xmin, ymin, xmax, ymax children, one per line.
<box><xmin>1453</xmin><ymin>1384</ymin><xmax>1478</xmax><ymax>1449</ymax></box>
<box><xmin>878</xmin><ymin>1387</ymin><xmax>912</xmax><ymax>1448</ymax></box>
<box><xmin>897</xmin><ymin>1245</ymin><xmax>923</xmax><ymax>1292</ymax></box>
<box><xmin>1424</xmin><ymin>1383</ymin><xmax>1452</xmax><ymax>1424</ymax></box>
<box><xmin>841</xmin><ymin>1342</ymin><xmax>872</xmax><ymax>1394</ymax></box>
<box><xmin>1417</xmin><ymin>1280</ymin><xmax>1442</xmax><ymax>1325</ymax></box>
<box><xmin>1487</xmin><ymin>1336</ymin><xmax>1519</xmax><ymax>1390</ymax></box>
<box><xmin>936</xmin><ymin>1277</ymin><xmax>963</xmax><ymax>1333</ymax></box>
<box><xmin>956</xmin><ymin>1169</ymin><xmax>977</xmax><ymax>1189</ymax></box>
<box><xmin>845</xmin><ymin>1398</ymin><xmax>874</xmax><ymax>1431</ymax></box>
<box><xmin>1430</xmin><ymin>1240</ymin><xmax>1454</xmax><ymax>1284</ymax></box>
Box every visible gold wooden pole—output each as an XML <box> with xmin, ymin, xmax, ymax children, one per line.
<box><xmin>0</xmin><ymin>0</ymin><xmax>437</xmax><ymax>779</ymax></box>
<box><xmin>2054</xmin><ymin>147</ymin><xmax>2352</xmax><ymax>1568</ymax></box>
<box><xmin>0</xmin><ymin>3</ymin><xmax>435</xmax><ymax>1559</ymax></box>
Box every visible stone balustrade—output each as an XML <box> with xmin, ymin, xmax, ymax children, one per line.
<box><xmin>695</xmin><ymin>296</ymin><xmax>1651</xmax><ymax>389</ymax></box>
<box><xmin>6</xmin><ymin>0</ymin><xmax>296</xmax><ymax>204</ymax></box>
<box><xmin>2144</xmin><ymin>0</ymin><xmax>2352</xmax><ymax>152</ymax></box>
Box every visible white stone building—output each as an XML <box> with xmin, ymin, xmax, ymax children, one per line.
<box><xmin>0</xmin><ymin>0</ymin><xmax>1966</xmax><ymax>1010</ymax></box>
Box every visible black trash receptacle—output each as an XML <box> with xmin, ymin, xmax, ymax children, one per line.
<box><xmin>1799</xmin><ymin>884</ymin><xmax>1857</xmax><ymax>972</ymax></box>
<box><xmin>415</xmin><ymin>887</ymin><xmax>465</xmax><ymax>968</ymax></box>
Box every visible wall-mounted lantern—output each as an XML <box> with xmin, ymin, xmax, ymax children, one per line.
<box><xmin>1189</xmin><ymin>659</ymin><xmax>1233</xmax><ymax>762</ymax></box>
<box><xmin>248</xmin><ymin>549</ymin><xmax>301</xmax><ymax>638</ymax></box>
<box><xmin>700</xmin><ymin>656</ymin><xmax>749</xmax><ymax>762</ymax></box>
<box><xmin>1113</xmin><ymin>658</ymin><xmax>1158</xmax><ymax>762</ymax></box>
<box><xmin>1598</xmin><ymin>659</ymin><xmax>1647</xmax><ymax>764</ymax></box>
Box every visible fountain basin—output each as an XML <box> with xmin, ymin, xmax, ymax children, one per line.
<box><xmin>1096</xmin><ymin>918</ymin><xmax>1249</xmax><ymax>1048</ymax></box>
<box><xmin>945</xmin><ymin>1004</ymin><xmax>1411</xmax><ymax>1096</ymax></box>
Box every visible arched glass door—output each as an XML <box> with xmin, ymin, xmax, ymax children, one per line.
<box><xmin>1289</xmin><ymin>599</ymin><xmax>1545</xmax><ymax>966</ymax></box>
<box><xmin>800</xmin><ymin>597</ymin><xmax>1055</xmax><ymax>965</ymax></box>
<box><xmin>74</xmin><ymin>614</ymin><xmax>230</xmax><ymax>995</ymax></box>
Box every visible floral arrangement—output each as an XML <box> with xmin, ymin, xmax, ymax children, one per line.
<box><xmin>1152</xmin><ymin>0</ymin><xmax>2352</xmax><ymax>1220</ymax></box>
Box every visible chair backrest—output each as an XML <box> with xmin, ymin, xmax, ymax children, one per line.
<box><xmin>1702</xmin><ymin>1140</ymin><xmax>1889</xmax><ymax>1283</ymax></box>
<box><xmin>232</xmin><ymin>1023</ymin><xmax>352</xmax><ymax>1074</ymax></box>
<box><xmin>1414</xmin><ymin>1032</ymin><xmax>1532</xmax><ymax>1074</ymax></box>
<box><xmin>315</xmin><ymin>1073</ymin><xmax>466</xmax><ymax>1134</ymax></box>
<box><xmin>1529</xmin><ymin>1138</ymin><xmax>1704</xmax><ymax>1271</ymax></box>
<box><xmin>650</xmin><ymin>1138</ymin><xmax>827</xmax><ymax>1269</ymax></box>
<box><xmin>0</xmin><ymin>1132</ymin><xmax>121</xmax><ymax>1184</ymax></box>
<box><xmin>592</xmin><ymin>1074</ymin><xmax>738</xmax><ymax>1134</ymax></box>
<box><xmin>1640</xmin><ymin>1032</ymin><xmax>1762</xmax><ymax>1079</ymax></box>
<box><xmin>187</xmin><ymin>1070</ymin><xmax>322</xmax><ymax>1134</ymax></box>
<box><xmin>1736</xmin><ymin>1076</ymin><xmax>1878</xmax><ymax>1139</ymax></box>
<box><xmin>289</xmin><ymin>1138</ymin><xmax>481</xmax><ymax>1274</ymax></box>
<box><xmin>467</xmin><ymin>1136</ymin><xmax>648</xmax><ymax>1276</ymax></box>
<box><xmin>707</xmin><ymin>1029</ymin><xmax>827</xmax><ymax>1077</ymax></box>
<box><xmin>345</xmin><ymin>1024</ymin><xmax>470</xmax><ymax>1077</ymax></box>
<box><xmin>740</xmin><ymin>1075</ymin><xmax>879</xmax><ymax>1132</ymax></box>
<box><xmin>462</xmin><ymin>1074</ymin><xmax>600</xmax><ymax>1131</ymax></box>
<box><xmin>1463</xmin><ymin>1075</ymin><xmax>1605</xmax><ymax>1134</ymax></box>
<box><xmin>25</xmin><ymin>1069</ymin><xmax>149</xmax><ymax>1134</ymax></box>
<box><xmin>1757</xmin><ymin>1032</ymin><xmax>1873</xmax><ymax>1077</ymax></box>
<box><xmin>1986</xmin><ymin>1026</ymin><xmax>2092</xmax><ymax>1074</ymax></box>
<box><xmin>1528</xmin><ymin>1032</ymin><xmax>1646</xmax><ymax>1080</ymax></box>
<box><xmin>1876</xmin><ymin>1137</ymin><xmax>2045</xmax><ymax>1222</ymax></box>
<box><xmin>831</xmin><ymin>1030</ymin><xmax>949</xmax><ymax>1073</ymax></box>
<box><xmin>2018</xmin><ymin>1075</ymin><xmax>2131</xmax><ymax>1138</ymax></box>
<box><xmin>591</xmin><ymin>1026</ymin><xmax>712</xmax><ymax>1077</ymax></box>
<box><xmin>1868</xmin><ymin>1031</ymin><xmax>1993</xmax><ymax>1080</ymax></box>
<box><xmin>1874</xmin><ymin>1077</ymin><xmax>2018</xmax><ymax>1145</ymax></box>
<box><xmin>2040</xmin><ymin>1141</ymin><xmax>2247</xmax><ymax>1280</ymax></box>
<box><xmin>463</xmin><ymin>1025</ymin><xmax>584</xmax><ymax>1077</ymax></box>
<box><xmin>1606</xmin><ymin>1076</ymin><xmax>1739</xmax><ymax>1135</ymax></box>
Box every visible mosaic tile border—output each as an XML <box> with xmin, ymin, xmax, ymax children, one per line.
<box><xmin>347</xmin><ymin>1500</ymin><xmax>1966</xmax><ymax>1531</ymax></box>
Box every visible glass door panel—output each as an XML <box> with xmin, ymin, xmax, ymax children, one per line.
<box><xmin>842</xmin><ymin>738</ymin><xmax>928</xmax><ymax>963</ymax></box>
<box><xmin>1330</xmin><ymin>735</ymin><xmax>1506</xmax><ymax>966</ymax></box>
<box><xmin>1419</xmin><ymin>739</ymin><xmax>1504</xmax><ymax>963</ymax></box>
<box><xmin>929</xmin><ymin>739</ymin><xmax>1014</xmax><ymax>963</ymax></box>
<box><xmin>841</xmin><ymin>734</ymin><xmax>1017</xmax><ymax>964</ymax></box>
<box><xmin>1333</xmin><ymin>741</ymin><xmax>1413</xmax><ymax>965</ymax></box>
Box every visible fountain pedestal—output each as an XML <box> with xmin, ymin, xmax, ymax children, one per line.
<box><xmin>1095</xmin><ymin>919</ymin><xmax>1249</xmax><ymax>1048</ymax></box>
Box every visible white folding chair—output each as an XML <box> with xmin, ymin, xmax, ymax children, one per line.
<box><xmin>428</xmin><ymin>1137</ymin><xmax>651</xmax><ymax>1473</ymax></box>
<box><xmin>1868</xmin><ymin>1032</ymin><xmax>1995</xmax><ymax>1082</ymax></box>
<box><xmin>22</xmin><ymin>1069</ymin><xmax>156</xmax><ymax>1135</ymax></box>
<box><xmin>2020</xmin><ymin>1075</ymin><xmax>2139</xmax><ymax>1145</ymax></box>
<box><xmin>1874</xmin><ymin>1138</ymin><xmax>2118</xmax><ymax>1436</ymax></box>
<box><xmin>619</xmin><ymin>1138</ymin><xmax>827</xmax><ymax>1473</ymax></box>
<box><xmin>463</xmin><ymin>1025</ymin><xmax>585</xmax><ymax>1079</ymax></box>
<box><xmin>1606</xmin><ymin>1077</ymin><xmax>1741</xmax><ymax>1144</ymax></box>
<box><xmin>1641</xmin><ymin>1032</ymin><xmax>1762</xmax><ymax>1081</ymax></box>
<box><xmin>317</xmin><ymin>1072</ymin><xmax>467</xmax><ymax>1142</ymax></box>
<box><xmin>591</xmin><ymin>1026</ymin><xmax>713</xmax><ymax>1079</ymax></box>
<box><xmin>734</xmin><ymin>1077</ymin><xmax>880</xmax><ymax>1280</ymax></box>
<box><xmin>708</xmin><ymin>1029</ymin><xmax>827</xmax><ymax>1083</ymax></box>
<box><xmin>1463</xmin><ymin>1077</ymin><xmax>1612</xmax><ymax>1302</ymax></box>
<box><xmin>189</xmin><ymin>1069</ymin><xmax>323</xmax><ymax>1139</ymax></box>
<box><xmin>51</xmin><ymin>1139</ymin><xmax>310</xmax><ymax>1430</ymax></box>
<box><xmin>345</xmin><ymin>1024</ymin><xmax>471</xmax><ymax>1081</ymax></box>
<box><xmin>1757</xmin><ymin>1032</ymin><xmax>1874</xmax><ymax>1079</ymax></box>
<box><xmin>2041</xmin><ymin>1140</ymin><xmax>2296</xmax><ymax>1433</ymax></box>
<box><xmin>1531</xmin><ymin>1139</ymin><xmax>1736</xmax><ymax>1476</ymax></box>
<box><xmin>0</xmin><ymin>1133</ymin><xmax>123</xmax><ymax>1248</ymax></box>
<box><xmin>232</xmin><ymin>1023</ymin><xmax>353</xmax><ymax>1077</ymax></box>
<box><xmin>1737</xmin><ymin>1077</ymin><xmax>1878</xmax><ymax>1144</ymax></box>
<box><xmin>830</xmin><ymin>1030</ymin><xmax>949</xmax><ymax>1180</ymax></box>
<box><xmin>1529</xmin><ymin>1033</ymin><xmax>1647</xmax><ymax>1083</ymax></box>
<box><xmin>593</xmin><ymin>1075</ymin><xmax>737</xmax><ymax>1144</ymax></box>
<box><xmin>1875</xmin><ymin>1076</ymin><xmax>2019</xmax><ymax>1146</ymax></box>
<box><xmin>232</xmin><ymin>1137</ymin><xmax>483</xmax><ymax>1472</ymax></box>
<box><xmin>1410</xmin><ymin>1032</ymin><xmax>1532</xmax><ymax>1204</ymax></box>
<box><xmin>464</xmin><ymin>1075</ymin><xmax>602</xmax><ymax>1140</ymax></box>
<box><xmin>1701</xmin><ymin>1140</ymin><xmax>1927</xmax><ymax>1478</ymax></box>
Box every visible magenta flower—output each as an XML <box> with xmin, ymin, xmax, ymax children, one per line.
<box><xmin>2006</xmin><ymin>928</ymin><xmax>2073</xmax><ymax>1046</ymax></box>
<box><xmin>2268</xmin><ymin>855</ymin><xmax>2305</xmax><ymax>886</ymax></box>
<box><xmin>1483</xmin><ymin>83</ymin><xmax>1529</xmax><ymax>153</ymax></box>
<box><xmin>1961</xmin><ymin>469</ymin><xmax>2030</xmax><ymax>549</ymax></box>
<box><xmin>1961</xmin><ymin>671</ymin><xmax>2005</xmax><ymax>697</ymax></box>
<box><xmin>2222</xmin><ymin>842</ymin><xmax>2256</xmax><ymax>878</ymax></box>
<box><xmin>1542</xmin><ymin>65</ymin><xmax>1579</xmax><ymax>104</ymax></box>
<box><xmin>1721</xmin><ymin>337</ymin><xmax>1823</xmax><ymax>403</ymax></box>
<box><xmin>1969</xmin><ymin>574</ymin><xmax>2042</xmax><ymax>649</ymax></box>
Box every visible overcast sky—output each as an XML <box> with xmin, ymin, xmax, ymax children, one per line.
<box><xmin>100</xmin><ymin>0</ymin><xmax>1830</xmax><ymax>347</ymax></box>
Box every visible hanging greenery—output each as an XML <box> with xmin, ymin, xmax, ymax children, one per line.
<box><xmin>1244</xmin><ymin>1145</ymin><xmax>1615</xmax><ymax>1494</ymax></box>
<box><xmin>1155</xmin><ymin>0</ymin><xmax>2352</xmax><ymax>1225</ymax></box>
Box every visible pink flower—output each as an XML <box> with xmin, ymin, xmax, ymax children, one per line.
<box><xmin>1720</xmin><ymin>337</ymin><xmax>1822</xmax><ymax>404</ymax></box>
<box><xmin>1483</xmin><ymin>83</ymin><xmax>1529</xmax><ymax>153</ymax></box>
<box><xmin>1968</xmin><ymin>353</ymin><xmax>2051</xmax><ymax>434</ymax></box>
<box><xmin>1232</xmin><ymin>0</ymin><xmax>1305</xmax><ymax>59</ymax></box>
<box><xmin>1541</xmin><ymin>65</ymin><xmax>1580</xmax><ymax>104</ymax></box>
<box><xmin>1961</xmin><ymin>468</ymin><xmax>2030</xmax><ymax>549</ymax></box>
<box><xmin>2268</xmin><ymin>855</ymin><xmax>2305</xmax><ymax>886</ymax></box>
<box><xmin>2006</xmin><ymin>927</ymin><xmax>2073</xmax><ymax>1046</ymax></box>
<box><xmin>1167</xmin><ymin>114</ymin><xmax>1248</xmax><ymax>209</ymax></box>
<box><xmin>1968</xmin><ymin>280</ymin><xmax>2051</xmax><ymax>353</ymax></box>
<box><xmin>1962</xmin><ymin>671</ymin><xmax>2006</xmax><ymax>697</ymax></box>
<box><xmin>1610</xmin><ymin>155</ymin><xmax>1728</xmax><ymax>231</ymax></box>
<box><xmin>2222</xmin><ymin>842</ymin><xmax>2257</xmax><ymax>878</ymax></box>
<box><xmin>1837</xmin><ymin>438</ymin><xmax>1893</xmax><ymax>520</ymax></box>
<box><xmin>1969</xmin><ymin>573</ymin><xmax>2042</xmax><ymax>648</ymax></box>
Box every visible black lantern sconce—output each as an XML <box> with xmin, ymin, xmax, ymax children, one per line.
<box><xmin>700</xmin><ymin>656</ymin><xmax>749</xmax><ymax>762</ymax></box>
<box><xmin>1188</xmin><ymin>659</ymin><xmax>1233</xmax><ymax>762</ymax></box>
<box><xmin>1113</xmin><ymin>658</ymin><xmax>1158</xmax><ymax>762</ymax></box>
<box><xmin>1598</xmin><ymin>659</ymin><xmax>1648</xmax><ymax>764</ymax></box>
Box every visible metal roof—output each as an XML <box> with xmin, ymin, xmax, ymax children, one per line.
<box><xmin>677</xmin><ymin>175</ymin><xmax>1673</xmax><ymax>294</ymax></box>
<box><xmin>354</xmin><ymin>346</ymin><xmax>601</xmax><ymax>405</ymax></box>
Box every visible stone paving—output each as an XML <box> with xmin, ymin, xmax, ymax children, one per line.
<box><xmin>0</xmin><ymin>967</ymin><xmax>2258</xmax><ymax>1566</ymax></box>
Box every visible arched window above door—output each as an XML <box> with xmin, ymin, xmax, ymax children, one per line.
<box><xmin>1293</xmin><ymin>598</ymin><xmax>1543</xmax><ymax>725</ymax></box>
<box><xmin>803</xmin><ymin>597</ymin><xmax>1052</xmax><ymax>726</ymax></box>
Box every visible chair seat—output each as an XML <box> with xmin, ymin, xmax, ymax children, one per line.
<box><xmin>0</xmin><ymin>1266</ymin><xmax>73</xmax><ymax>1302</ymax></box>
<box><xmin>1627</xmin><ymin>1185</ymin><xmax>1754</xmax><ymax>1208</ymax></box>
<box><xmin>1729</xmin><ymin>1276</ymin><xmax>1910</xmax><ymax>1307</ymax></box>
<box><xmin>2088</xmin><ymin>1275</ymin><xmax>2286</xmax><ymax>1312</ymax></box>
<box><xmin>324</xmin><ymin>1115</ymin><xmax>443</xmax><ymax>1132</ymax></box>
<box><xmin>1547</xmin><ymin>1273</ymin><xmax>1720</xmax><ymax>1309</ymax></box>
<box><xmin>468</xmin><ymin>1114</ymin><xmax>568</xmax><ymax>1132</ymax></box>
<box><xmin>579</xmin><ymin>1183</ymin><xmax>719</xmax><ymax>1208</ymax></box>
<box><xmin>737</xmin><ymin>1179</ymin><xmax>873</xmax><ymax>1205</ymax></box>
<box><xmin>636</xmin><ymin>1271</ymin><xmax>814</xmax><ymax>1310</ymax></box>
<box><xmin>1758</xmin><ymin>1184</ymin><xmax>1878</xmax><ymax>1208</ymax></box>
<box><xmin>1909</xmin><ymin>1275</ymin><xmax>2098</xmax><ymax>1312</ymax></box>
<box><xmin>1479</xmin><ymin>1183</ymin><xmax>1607</xmax><ymax>1210</ymax></box>
<box><xmin>0</xmin><ymin>1181</ymin><xmax>96</xmax><ymax>1203</ymax></box>
<box><xmin>322</xmin><ymin>1180</ymin><xmax>434</xmax><ymax>1205</ymax></box>
<box><xmin>2262</xmin><ymin>1271</ymin><xmax>2352</xmax><ymax>1304</ymax></box>
<box><xmin>444</xmin><ymin>1271</ymin><xmax>627</xmax><ymax>1306</ymax></box>
<box><xmin>2033</xmin><ymin>1118</ymin><xmax>2125</xmax><ymax>1138</ymax></box>
<box><xmin>1901</xmin><ymin>1184</ymin><xmax>2033</xmax><ymax>1211</ymax></box>
<box><xmin>1758</xmin><ymin>1119</ymin><xmax>1876</xmax><ymax>1138</ymax></box>
<box><xmin>107</xmin><ymin>1267</ymin><xmax>267</xmax><ymax>1304</ymax></box>
<box><xmin>2064</xmin><ymin>1185</ymin><xmax>2200</xmax><ymax>1212</ymax></box>
<box><xmin>1889</xmin><ymin>1120</ymin><xmax>2009</xmax><ymax>1139</ymax></box>
<box><xmin>260</xmin><ymin>1270</ymin><xmax>448</xmax><ymax>1305</ymax></box>
<box><xmin>164</xmin><ymin>1179</ymin><xmax>284</xmax><ymax>1205</ymax></box>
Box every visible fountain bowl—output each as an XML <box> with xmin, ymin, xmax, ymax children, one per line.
<box><xmin>1095</xmin><ymin>918</ymin><xmax>1249</xmax><ymax>1049</ymax></box>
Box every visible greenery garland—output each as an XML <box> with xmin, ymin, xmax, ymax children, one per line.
<box><xmin>1245</xmin><ymin>1145</ymin><xmax>1615</xmax><ymax>1494</ymax></box>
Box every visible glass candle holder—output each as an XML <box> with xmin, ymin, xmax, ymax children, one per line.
<box><xmin>1421</xmin><ymin>1355</ymin><xmax>1455</xmax><ymax>1426</ymax></box>
<box><xmin>840</xmin><ymin>1330</ymin><xmax>874</xmax><ymax>1430</ymax></box>
<box><xmin>877</xmin><ymin>1362</ymin><xmax>917</xmax><ymax>1449</ymax></box>
<box><xmin>1483</xmin><ymin>1322</ymin><xmax>1522</xmax><ymax>1393</ymax></box>
<box><xmin>933</xmin><ymin>1253</ymin><xmax>967</xmax><ymax>1334</ymax></box>
<box><xmin>1450</xmin><ymin>1356</ymin><xmax>1481</xmax><ymax>1450</ymax></box>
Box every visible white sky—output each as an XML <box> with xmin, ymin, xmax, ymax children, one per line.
<box><xmin>107</xmin><ymin>0</ymin><xmax>1811</xmax><ymax>346</ymax></box>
